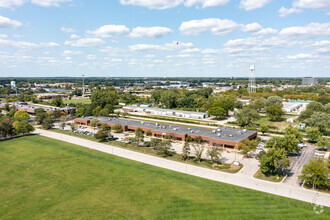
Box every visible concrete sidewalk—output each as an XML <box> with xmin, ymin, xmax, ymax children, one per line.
<box><xmin>34</xmin><ymin>128</ymin><xmax>330</xmax><ymax>207</ymax></box>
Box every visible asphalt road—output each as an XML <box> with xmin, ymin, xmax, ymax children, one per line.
<box><xmin>283</xmin><ymin>143</ymin><xmax>316</xmax><ymax>186</ymax></box>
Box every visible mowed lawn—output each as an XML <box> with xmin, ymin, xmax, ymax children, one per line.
<box><xmin>0</xmin><ymin>136</ymin><xmax>328</xmax><ymax>219</ymax></box>
<box><xmin>63</xmin><ymin>98</ymin><xmax>91</xmax><ymax>105</ymax></box>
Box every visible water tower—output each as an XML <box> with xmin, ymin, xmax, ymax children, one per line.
<box><xmin>249</xmin><ymin>65</ymin><xmax>256</xmax><ymax>94</ymax></box>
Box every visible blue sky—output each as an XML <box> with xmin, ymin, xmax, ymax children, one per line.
<box><xmin>0</xmin><ymin>0</ymin><xmax>329</xmax><ymax>77</ymax></box>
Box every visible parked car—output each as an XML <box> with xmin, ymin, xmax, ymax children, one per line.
<box><xmin>298</xmin><ymin>142</ymin><xmax>306</xmax><ymax>149</ymax></box>
<box><xmin>257</xmin><ymin>142</ymin><xmax>265</xmax><ymax>150</ymax></box>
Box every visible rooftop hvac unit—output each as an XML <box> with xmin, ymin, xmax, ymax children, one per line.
<box><xmin>173</xmin><ymin>128</ymin><xmax>177</xmax><ymax>131</ymax></box>
<box><xmin>156</xmin><ymin>123</ymin><xmax>159</xmax><ymax>126</ymax></box>
<box><xmin>217</xmin><ymin>129</ymin><xmax>221</xmax><ymax>132</ymax></box>
<box><xmin>243</xmin><ymin>129</ymin><xmax>247</xmax><ymax>132</ymax></box>
<box><xmin>217</xmin><ymin>133</ymin><xmax>221</xmax><ymax>137</ymax></box>
<box><xmin>188</xmin><ymin>128</ymin><xmax>191</xmax><ymax>130</ymax></box>
<box><xmin>141</xmin><ymin>122</ymin><xmax>144</xmax><ymax>124</ymax></box>
<box><xmin>190</xmin><ymin>130</ymin><xmax>194</xmax><ymax>133</ymax></box>
<box><xmin>212</xmin><ymin>130</ymin><xmax>216</xmax><ymax>133</ymax></box>
<box><xmin>229</xmin><ymin>134</ymin><xmax>233</xmax><ymax>137</ymax></box>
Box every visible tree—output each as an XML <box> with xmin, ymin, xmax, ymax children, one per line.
<box><xmin>41</xmin><ymin>115</ymin><xmax>54</xmax><ymax>130</ymax></box>
<box><xmin>13</xmin><ymin>120</ymin><xmax>34</xmax><ymax>135</ymax></box>
<box><xmin>135</xmin><ymin>128</ymin><xmax>144</xmax><ymax>143</ymax></box>
<box><xmin>193</xmin><ymin>144</ymin><xmax>204</xmax><ymax>162</ymax></box>
<box><xmin>265</xmin><ymin>104</ymin><xmax>283</xmax><ymax>121</ymax></box>
<box><xmin>266</xmin><ymin>136</ymin><xmax>299</xmax><ymax>154</ymax></box>
<box><xmin>265</xmin><ymin>96</ymin><xmax>283</xmax><ymax>106</ymax></box>
<box><xmin>208</xmin><ymin>107</ymin><xmax>226</xmax><ymax>118</ymax></box>
<box><xmin>207</xmin><ymin>145</ymin><xmax>222</xmax><ymax>162</ymax></box>
<box><xmin>112</xmin><ymin>123</ymin><xmax>123</xmax><ymax>133</ymax></box>
<box><xmin>238</xmin><ymin>138</ymin><xmax>258</xmax><ymax>157</ymax></box>
<box><xmin>235</xmin><ymin>108</ymin><xmax>260</xmax><ymax>127</ymax></box>
<box><xmin>284</xmin><ymin>126</ymin><xmax>302</xmax><ymax>142</ymax></box>
<box><xmin>52</xmin><ymin>96</ymin><xmax>64</xmax><ymax>107</ymax></box>
<box><xmin>181</xmin><ymin>142</ymin><xmax>191</xmax><ymax>160</ymax></box>
<box><xmin>316</xmin><ymin>137</ymin><xmax>329</xmax><ymax>150</ymax></box>
<box><xmin>35</xmin><ymin>108</ymin><xmax>47</xmax><ymax>125</ymax></box>
<box><xmin>146</xmin><ymin>130</ymin><xmax>152</xmax><ymax>136</ymax></box>
<box><xmin>260</xmin><ymin>124</ymin><xmax>269</xmax><ymax>135</ymax></box>
<box><xmin>234</xmin><ymin>101</ymin><xmax>243</xmax><ymax>110</ymax></box>
<box><xmin>150</xmin><ymin>138</ymin><xmax>162</xmax><ymax>149</ymax></box>
<box><xmin>307</xmin><ymin>129</ymin><xmax>323</xmax><ymax>143</ymax></box>
<box><xmin>14</xmin><ymin>111</ymin><xmax>30</xmax><ymax>121</ymax></box>
<box><xmin>91</xmin><ymin>87</ymin><xmax>118</xmax><ymax>111</ymax></box>
<box><xmin>0</xmin><ymin>118</ymin><xmax>14</xmax><ymax>138</ymax></box>
<box><xmin>52</xmin><ymin>109</ymin><xmax>62</xmax><ymax>120</ymax></box>
<box><xmin>90</xmin><ymin>119</ymin><xmax>100</xmax><ymax>130</ymax></box>
<box><xmin>307</xmin><ymin>112</ymin><xmax>329</xmax><ymax>133</ymax></box>
<box><xmin>70</xmin><ymin>123</ymin><xmax>77</xmax><ymax>132</ymax></box>
<box><xmin>156</xmin><ymin>140</ymin><xmax>173</xmax><ymax>157</ymax></box>
<box><xmin>305</xmin><ymin>101</ymin><xmax>324</xmax><ymax>112</ymax></box>
<box><xmin>95</xmin><ymin>130</ymin><xmax>108</xmax><ymax>142</ymax></box>
<box><xmin>7</xmin><ymin>108</ymin><xmax>17</xmax><ymax>118</ymax></box>
<box><xmin>260</xmin><ymin>147</ymin><xmax>289</xmax><ymax>175</ymax></box>
<box><xmin>299</xmin><ymin>158</ymin><xmax>328</xmax><ymax>189</ymax></box>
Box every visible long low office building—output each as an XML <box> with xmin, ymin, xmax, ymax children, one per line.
<box><xmin>123</xmin><ymin>105</ymin><xmax>209</xmax><ymax>119</ymax></box>
<box><xmin>0</xmin><ymin>102</ymin><xmax>75</xmax><ymax>114</ymax></box>
<box><xmin>74</xmin><ymin>116</ymin><xmax>257</xmax><ymax>149</ymax></box>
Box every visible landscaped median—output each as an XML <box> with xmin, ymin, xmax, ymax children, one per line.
<box><xmin>253</xmin><ymin>169</ymin><xmax>286</xmax><ymax>183</ymax></box>
<box><xmin>47</xmin><ymin>128</ymin><xmax>243</xmax><ymax>174</ymax></box>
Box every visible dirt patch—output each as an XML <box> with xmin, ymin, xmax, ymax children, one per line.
<box><xmin>230</xmin><ymin>163</ymin><xmax>240</xmax><ymax>170</ymax></box>
<box><xmin>212</xmin><ymin>163</ymin><xmax>224</xmax><ymax>168</ymax></box>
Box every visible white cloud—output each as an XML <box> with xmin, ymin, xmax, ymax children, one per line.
<box><xmin>254</xmin><ymin>28</ymin><xmax>277</xmax><ymax>35</ymax></box>
<box><xmin>293</xmin><ymin>0</ymin><xmax>330</xmax><ymax>10</ymax></box>
<box><xmin>87</xmin><ymin>25</ymin><xmax>129</xmax><ymax>38</ymax></box>
<box><xmin>184</xmin><ymin>0</ymin><xmax>229</xmax><ymax>8</ymax></box>
<box><xmin>0</xmin><ymin>0</ymin><xmax>26</xmax><ymax>8</ymax></box>
<box><xmin>120</xmin><ymin>0</ymin><xmax>230</xmax><ymax>9</ymax></box>
<box><xmin>40</xmin><ymin>42</ymin><xmax>60</xmax><ymax>47</ymax></box>
<box><xmin>181</xmin><ymin>48</ymin><xmax>201</xmax><ymax>53</ymax></box>
<box><xmin>287</xmin><ymin>53</ymin><xmax>316</xmax><ymax>60</ymax></box>
<box><xmin>65</xmin><ymin>38</ymin><xmax>105</xmax><ymax>47</ymax></box>
<box><xmin>278</xmin><ymin>7</ymin><xmax>303</xmax><ymax>17</ymax></box>
<box><xmin>202</xmin><ymin>48</ymin><xmax>220</xmax><ymax>54</ymax></box>
<box><xmin>130</xmin><ymin>26</ymin><xmax>172</xmax><ymax>38</ymax></box>
<box><xmin>239</xmin><ymin>0</ymin><xmax>271</xmax><ymax>11</ymax></box>
<box><xmin>87</xmin><ymin>54</ymin><xmax>97</xmax><ymax>60</ymax></box>
<box><xmin>241</xmin><ymin>22</ymin><xmax>262</xmax><ymax>32</ymax></box>
<box><xmin>62</xmin><ymin>50</ymin><xmax>83</xmax><ymax>56</ymax></box>
<box><xmin>0</xmin><ymin>39</ymin><xmax>58</xmax><ymax>49</ymax></box>
<box><xmin>280</xmin><ymin>22</ymin><xmax>330</xmax><ymax>38</ymax></box>
<box><xmin>0</xmin><ymin>34</ymin><xmax>8</xmax><ymax>38</ymax></box>
<box><xmin>0</xmin><ymin>15</ymin><xmax>22</xmax><ymax>28</ymax></box>
<box><xmin>129</xmin><ymin>41</ymin><xmax>193</xmax><ymax>52</ymax></box>
<box><xmin>31</xmin><ymin>0</ymin><xmax>72</xmax><ymax>7</ymax></box>
<box><xmin>120</xmin><ymin>0</ymin><xmax>183</xmax><ymax>9</ymax></box>
<box><xmin>179</xmin><ymin>18</ymin><xmax>238</xmax><ymax>36</ymax></box>
<box><xmin>70</xmin><ymin>34</ymin><xmax>80</xmax><ymax>39</ymax></box>
<box><xmin>60</xmin><ymin>27</ymin><xmax>75</xmax><ymax>33</ymax></box>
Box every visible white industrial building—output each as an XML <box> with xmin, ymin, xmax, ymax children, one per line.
<box><xmin>123</xmin><ymin>105</ymin><xmax>209</xmax><ymax>119</ymax></box>
<box><xmin>282</xmin><ymin>102</ymin><xmax>303</xmax><ymax>112</ymax></box>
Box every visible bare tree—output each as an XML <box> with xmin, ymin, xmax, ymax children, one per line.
<box><xmin>207</xmin><ymin>145</ymin><xmax>222</xmax><ymax>163</ymax></box>
<box><xmin>193</xmin><ymin>144</ymin><xmax>204</xmax><ymax>162</ymax></box>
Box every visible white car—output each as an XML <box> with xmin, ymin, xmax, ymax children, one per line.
<box><xmin>298</xmin><ymin>143</ymin><xmax>306</xmax><ymax>149</ymax></box>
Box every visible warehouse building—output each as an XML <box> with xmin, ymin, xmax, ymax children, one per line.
<box><xmin>123</xmin><ymin>105</ymin><xmax>209</xmax><ymax>119</ymax></box>
<box><xmin>74</xmin><ymin>116</ymin><xmax>257</xmax><ymax>149</ymax></box>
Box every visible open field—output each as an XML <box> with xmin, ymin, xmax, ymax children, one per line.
<box><xmin>0</xmin><ymin>135</ymin><xmax>328</xmax><ymax>219</ymax></box>
<box><xmin>63</xmin><ymin>98</ymin><xmax>91</xmax><ymax>104</ymax></box>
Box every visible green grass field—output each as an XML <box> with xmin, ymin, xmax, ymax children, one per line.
<box><xmin>0</xmin><ymin>135</ymin><xmax>328</xmax><ymax>219</ymax></box>
<box><xmin>63</xmin><ymin>98</ymin><xmax>91</xmax><ymax>104</ymax></box>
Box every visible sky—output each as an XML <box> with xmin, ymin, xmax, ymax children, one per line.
<box><xmin>0</xmin><ymin>0</ymin><xmax>329</xmax><ymax>78</ymax></box>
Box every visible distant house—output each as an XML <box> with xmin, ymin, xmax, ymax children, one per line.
<box><xmin>287</xmin><ymin>118</ymin><xmax>295</xmax><ymax>123</ymax></box>
<box><xmin>296</xmin><ymin>123</ymin><xmax>306</xmax><ymax>130</ymax></box>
